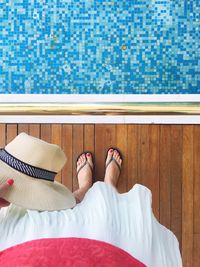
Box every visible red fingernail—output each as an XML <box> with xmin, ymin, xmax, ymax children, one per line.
<box><xmin>109</xmin><ymin>149</ymin><xmax>113</xmax><ymax>152</ymax></box>
<box><xmin>7</xmin><ymin>179</ymin><xmax>14</xmax><ymax>186</ymax></box>
<box><xmin>87</xmin><ymin>153</ymin><xmax>90</xmax><ymax>157</ymax></box>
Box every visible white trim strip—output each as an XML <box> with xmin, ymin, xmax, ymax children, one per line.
<box><xmin>0</xmin><ymin>94</ymin><xmax>200</xmax><ymax>103</ymax></box>
<box><xmin>0</xmin><ymin>115</ymin><xmax>200</xmax><ymax>124</ymax></box>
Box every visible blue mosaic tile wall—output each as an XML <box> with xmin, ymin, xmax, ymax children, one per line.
<box><xmin>0</xmin><ymin>0</ymin><xmax>199</xmax><ymax>94</ymax></box>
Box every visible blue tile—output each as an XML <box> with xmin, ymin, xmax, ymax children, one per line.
<box><xmin>0</xmin><ymin>0</ymin><xmax>199</xmax><ymax>94</ymax></box>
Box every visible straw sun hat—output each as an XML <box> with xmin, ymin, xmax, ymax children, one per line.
<box><xmin>0</xmin><ymin>132</ymin><xmax>76</xmax><ymax>211</ymax></box>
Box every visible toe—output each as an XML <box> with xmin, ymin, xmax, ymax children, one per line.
<box><xmin>77</xmin><ymin>154</ymin><xmax>86</xmax><ymax>169</ymax></box>
<box><xmin>109</xmin><ymin>148</ymin><xmax>114</xmax><ymax>154</ymax></box>
<box><xmin>113</xmin><ymin>150</ymin><xmax>118</xmax><ymax>157</ymax></box>
<box><xmin>86</xmin><ymin>152</ymin><xmax>93</xmax><ymax>168</ymax></box>
<box><xmin>106</xmin><ymin>148</ymin><xmax>114</xmax><ymax>164</ymax></box>
<box><xmin>112</xmin><ymin>150</ymin><xmax>122</xmax><ymax>168</ymax></box>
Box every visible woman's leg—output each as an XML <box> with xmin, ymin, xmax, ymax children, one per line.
<box><xmin>104</xmin><ymin>149</ymin><xmax>122</xmax><ymax>190</ymax></box>
<box><xmin>73</xmin><ymin>153</ymin><xmax>93</xmax><ymax>203</ymax></box>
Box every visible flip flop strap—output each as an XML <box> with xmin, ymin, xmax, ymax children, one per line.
<box><xmin>105</xmin><ymin>157</ymin><xmax>121</xmax><ymax>173</ymax></box>
<box><xmin>77</xmin><ymin>160</ymin><xmax>93</xmax><ymax>177</ymax></box>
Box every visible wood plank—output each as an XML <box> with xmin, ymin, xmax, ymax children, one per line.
<box><xmin>72</xmin><ymin>125</ymin><xmax>84</xmax><ymax>191</ymax></box>
<box><xmin>127</xmin><ymin>125</ymin><xmax>138</xmax><ymax>190</ymax></box>
<box><xmin>41</xmin><ymin>124</ymin><xmax>51</xmax><ymax>143</ymax></box>
<box><xmin>18</xmin><ymin>124</ymin><xmax>29</xmax><ymax>134</ymax></box>
<box><xmin>194</xmin><ymin>125</ymin><xmax>200</xmax><ymax>234</ymax></box>
<box><xmin>62</xmin><ymin>125</ymin><xmax>73</xmax><ymax>191</ymax></box>
<box><xmin>29</xmin><ymin>124</ymin><xmax>40</xmax><ymax>138</ymax></box>
<box><xmin>84</xmin><ymin>125</ymin><xmax>95</xmax><ymax>153</ymax></box>
<box><xmin>0</xmin><ymin>124</ymin><xmax>6</xmax><ymax>147</ymax></box>
<box><xmin>6</xmin><ymin>124</ymin><xmax>17</xmax><ymax>144</ymax></box>
<box><xmin>159</xmin><ymin>125</ymin><xmax>171</xmax><ymax>228</ymax></box>
<box><xmin>182</xmin><ymin>125</ymin><xmax>194</xmax><ymax>267</ymax></box>
<box><xmin>171</xmin><ymin>125</ymin><xmax>183</xmax><ymax>246</ymax></box>
<box><xmin>193</xmin><ymin>234</ymin><xmax>200</xmax><ymax>267</ymax></box>
<box><xmin>138</xmin><ymin>125</ymin><xmax>149</xmax><ymax>186</ymax></box>
<box><xmin>84</xmin><ymin>125</ymin><xmax>95</xmax><ymax>182</ymax></box>
<box><xmin>135</xmin><ymin>125</ymin><xmax>160</xmax><ymax>219</ymax></box>
<box><xmin>95</xmin><ymin>124</ymin><xmax>116</xmax><ymax>182</ymax></box>
<box><xmin>51</xmin><ymin>124</ymin><xmax>62</xmax><ymax>183</ymax></box>
<box><xmin>116</xmin><ymin>125</ymin><xmax>127</xmax><ymax>193</ymax></box>
<box><xmin>148</xmin><ymin>125</ymin><xmax>160</xmax><ymax>219</ymax></box>
<box><xmin>95</xmin><ymin>124</ymin><xmax>106</xmax><ymax>182</ymax></box>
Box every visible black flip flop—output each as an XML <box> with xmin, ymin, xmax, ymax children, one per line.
<box><xmin>76</xmin><ymin>152</ymin><xmax>94</xmax><ymax>178</ymax></box>
<box><xmin>105</xmin><ymin>147</ymin><xmax>122</xmax><ymax>173</ymax></box>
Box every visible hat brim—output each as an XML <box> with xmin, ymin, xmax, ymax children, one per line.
<box><xmin>0</xmin><ymin>160</ymin><xmax>76</xmax><ymax>211</ymax></box>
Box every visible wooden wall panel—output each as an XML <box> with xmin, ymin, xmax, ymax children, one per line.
<box><xmin>6</xmin><ymin>124</ymin><xmax>17</xmax><ymax>144</ymax></box>
<box><xmin>138</xmin><ymin>125</ymin><xmax>150</xmax><ymax>186</ymax></box>
<box><xmin>194</xmin><ymin>234</ymin><xmax>200</xmax><ymax>267</ymax></box>
<box><xmin>95</xmin><ymin>125</ymin><xmax>116</xmax><ymax>181</ymax></box>
<box><xmin>182</xmin><ymin>126</ymin><xmax>194</xmax><ymax>267</ymax></box>
<box><xmin>18</xmin><ymin>124</ymin><xmax>29</xmax><ymax>135</ymax></box>
<box><xmin>0</xmin><ymin>124</ymin><xmax>6</xmax><ymax>147</ymax></box>
<box><xmin>0</xmin><ymin>123</ymin><xmax>199</xmax><ymax>267</ymax></box>
<box><xmin>62</xmin><ymin>125</ymin><xmax>73</xmax><ymax>191</ymax></box>
<box><xmin>136</xmin><ymin>125</ymin><xmax>160</xmax><ymax>218</ymax></box>
<box><xmin>147</xmin><ymin>125</ymin><xmax>160</xmax><ymax>218</ymax></box>
<box><xmin>94</xmin><ymin>124</ymin><xmax>105</xmax><ymax>181</ymax></box>
<box><xmin>84</xmin><ymin>125</ymin><xmax>95</xmax><ymax>182</ymax></box>
<box><xmin>84</xmin><ymin>124</ymin><xmax>95</xmax><ymax>153</ymax></box>
<box><xmin>194</xmin><ymin>126</ymin><xmax>200</xmax><ymax>235</ymax></box>
<box><xmin>116</xmin><ymin>125</ymin><xmax>128</xmax><ymax>193</ymax></box>
<box><xmin>41</xmin><ymin>124</ymin><xmax>51</xmax><ymax>143</ymax></box>
<box><xmin>159</xmin><ymin>126</ymin><xmax>171</xmax><ymax>228</ymax></box>
<box><xmin>72</xmin><ymin>125</ymin><xmax>84</xmax><ymax>191</ymax></box>
<box><xmin>171</xmin><ymin>126</ymin><xmax>183</xmax><ymax>247</ymax></box>
<box><xmin>127</xmin><ymin>125</ymin><xmax>138</xmax><ymax>189</ymax></box>
<box><xmin>51</xmin><ymin>124</ymin><xmax>62</xmax><ymax>183</ymax></box>
<box><xmin>29</xmin><ymin>124</ymin><xmax>40</xmax><ymax>138</ymax></box>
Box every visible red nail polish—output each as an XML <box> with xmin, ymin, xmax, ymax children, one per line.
<box><xmin>109</xmin><ymin>149</ymin><xmax>113</xmax><ymax>152</ymax></box>
<box><xmin>7</xmin><ymin>179</ymin><xmax>14</xmax><ymax>186</ymax></box>
<box><xmin>87</xmin><ymin>153</ymin><xmax>91</xmax><ymax>157</ymax></box>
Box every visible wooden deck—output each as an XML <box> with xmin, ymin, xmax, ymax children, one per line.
<box><xmin>0</xmin><ymin>123</ymin><xmax>199</xmax><ymax>267</ymax></box>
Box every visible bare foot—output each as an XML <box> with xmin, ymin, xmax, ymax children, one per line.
<box><xmin>73</xmin><ymin>153</ymin><xmax>93</xmax><ymax>203</ymax></box>
<box><xmin>104</xmin><ymin>148</ymin><xmax>122</xmax><ymax>188</ymax></box>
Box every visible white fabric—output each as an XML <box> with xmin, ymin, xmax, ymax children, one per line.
<box><xmin>0</xmin><ymin>182</ymin><xmax>182</xmax><ymax>267</ymax></box>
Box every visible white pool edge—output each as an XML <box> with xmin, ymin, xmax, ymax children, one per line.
<box><xmin>0</xmin><ymin>94</ymin><xmax>200</xmax><ymax>103</ymax></box>
<box><xmin>0</xmin><ymin>115</ymin><xmax>199</xmax><ymax>124</ymax></box>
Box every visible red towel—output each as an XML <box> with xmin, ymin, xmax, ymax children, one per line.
<box><xmin>0</xmin><ymin>237</ymin><xmax>146</xmax><ymax>267</ymax></box>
